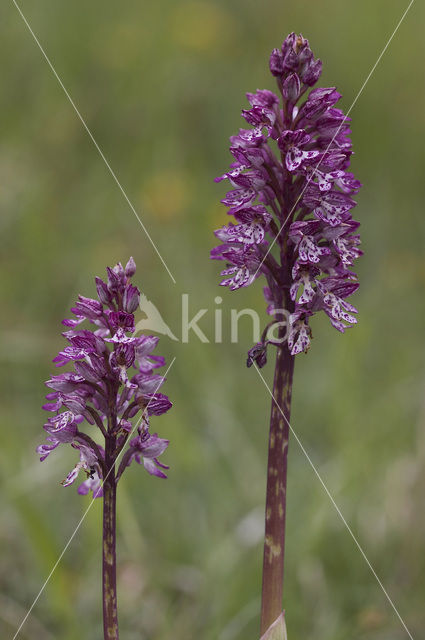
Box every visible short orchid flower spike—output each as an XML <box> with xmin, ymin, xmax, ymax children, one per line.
<box><xmin>211</xmin><ymin>33</ymin><xmax>362</xmax><ymax>638</ymax></box>
<box><xmin>38</xmin><ymin>257</ymin><xmax>172</xmax><ymax>640</ymax></box>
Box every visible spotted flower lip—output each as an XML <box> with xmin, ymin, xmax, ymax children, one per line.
<box><xmin>278</xmin><ymin>129</ymin><xmax>320</xmax><ymax>172</ymax></box>
<box><xmin>38</xmin><ymin>258</ymin><xmax>171</xmax><ymax>497</ymax></box>
<box><xmin>211</xmin><ymin>243</ymin><xmax>263</xmax><ymax>291</ymax></box>
<box><xmin>44</xmin><ymin>411</ymin><xmax>77</xmax><ymax>432</ymax></box>
<box><xmin>211</xmin><ymin>32</ymin><xmax>362</xmax><ymax>358</ymax></box>
<box><xmin>221</xmin><ymin>187</ymin><xmax>256</xmax><ymax>212</ymax></box>
<box><xmin>214</xmin><ymin>221</ymin><xmax>266</xmax><ymax>245</ymax></box>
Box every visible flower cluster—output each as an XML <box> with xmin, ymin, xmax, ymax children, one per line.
<box><xmin>37</xmin><ymin>258</ymin><xmax>171</xmax><ymax>497</ymax></box>
<box><xmin>211</xmin><ymin>33</ymin><xmax>362</xmax><ymax>360</ymax></box>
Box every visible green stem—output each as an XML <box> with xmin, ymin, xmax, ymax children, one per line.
<box><xmin>260</xmin><ymin>341</ymin><xmax>295</xmax><ymax>635</ymax></box>
<box><xmin>102</xmin><ymin>450</ymin><xmax>119</xmax><ymax>640</ymax></box>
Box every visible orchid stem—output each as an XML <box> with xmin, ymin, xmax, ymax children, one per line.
<box><xmin>102</xmin><ymin>444</ymin><xmax>119</xmax><ymax>640</ymax></box>
<box><xmin>260</xmin><ymin>340</ymin><xmax>294</xmax><ymax>635</ymax></box>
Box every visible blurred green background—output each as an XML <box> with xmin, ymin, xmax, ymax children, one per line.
<box><xmin>1</xmin><ymin>1</ymin><xmax>424</xmax><ymax>638</ymax></box>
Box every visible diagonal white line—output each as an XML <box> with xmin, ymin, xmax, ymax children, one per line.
<box><xmin>254</xmin><ymin>0</ymin><xmax>415</xmax><ymax>278</ymax></box>
<box><xmin>253</xmin><ymin>363</ymin><xmax>414</xmax><ymax>640</ymax></box>
<box><xmin>12</xmin><ymin>357</ymin><xmax>176</xmax><ymax>640</ymax></box>
<box><xmin>11</xmin><ymin>0</ymin><xmax>176</xmax><ymax>285</ymax></box>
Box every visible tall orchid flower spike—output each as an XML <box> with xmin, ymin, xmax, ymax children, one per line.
<box><xmin>38</xmin><ymin>258</ymin><xmax>172</xmax><ymax>640</ymax></box>
<box><xmin>211</xmin><ymin>33</ymin><xmax>362</xmax><ymax>637</ymax></box>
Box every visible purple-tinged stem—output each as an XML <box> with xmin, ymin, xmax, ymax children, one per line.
<box><xmin>102</xmin><ymin>440</ymin><xmax>119</xmax><ymax>640</ymax></box>
<box><xmin>260</xmin><ymin>338</ymin><xmax>295</xmax><ymax>635</ymax></box>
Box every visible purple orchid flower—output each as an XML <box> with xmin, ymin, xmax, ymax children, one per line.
<box><xmin>211</xmin><ymin>33</ymin><xmax>362</xmax><ymax>362</ymax></box>
<box><xmin>38</xmin><ymin>258</ymin><xmax>172</xmax><ymax>640</ymax></box>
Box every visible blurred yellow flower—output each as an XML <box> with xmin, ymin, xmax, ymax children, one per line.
<box><xmin>143</xmin><ymin>169</ymin><xmax>190</xmax><ymax>220</ymax></box>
